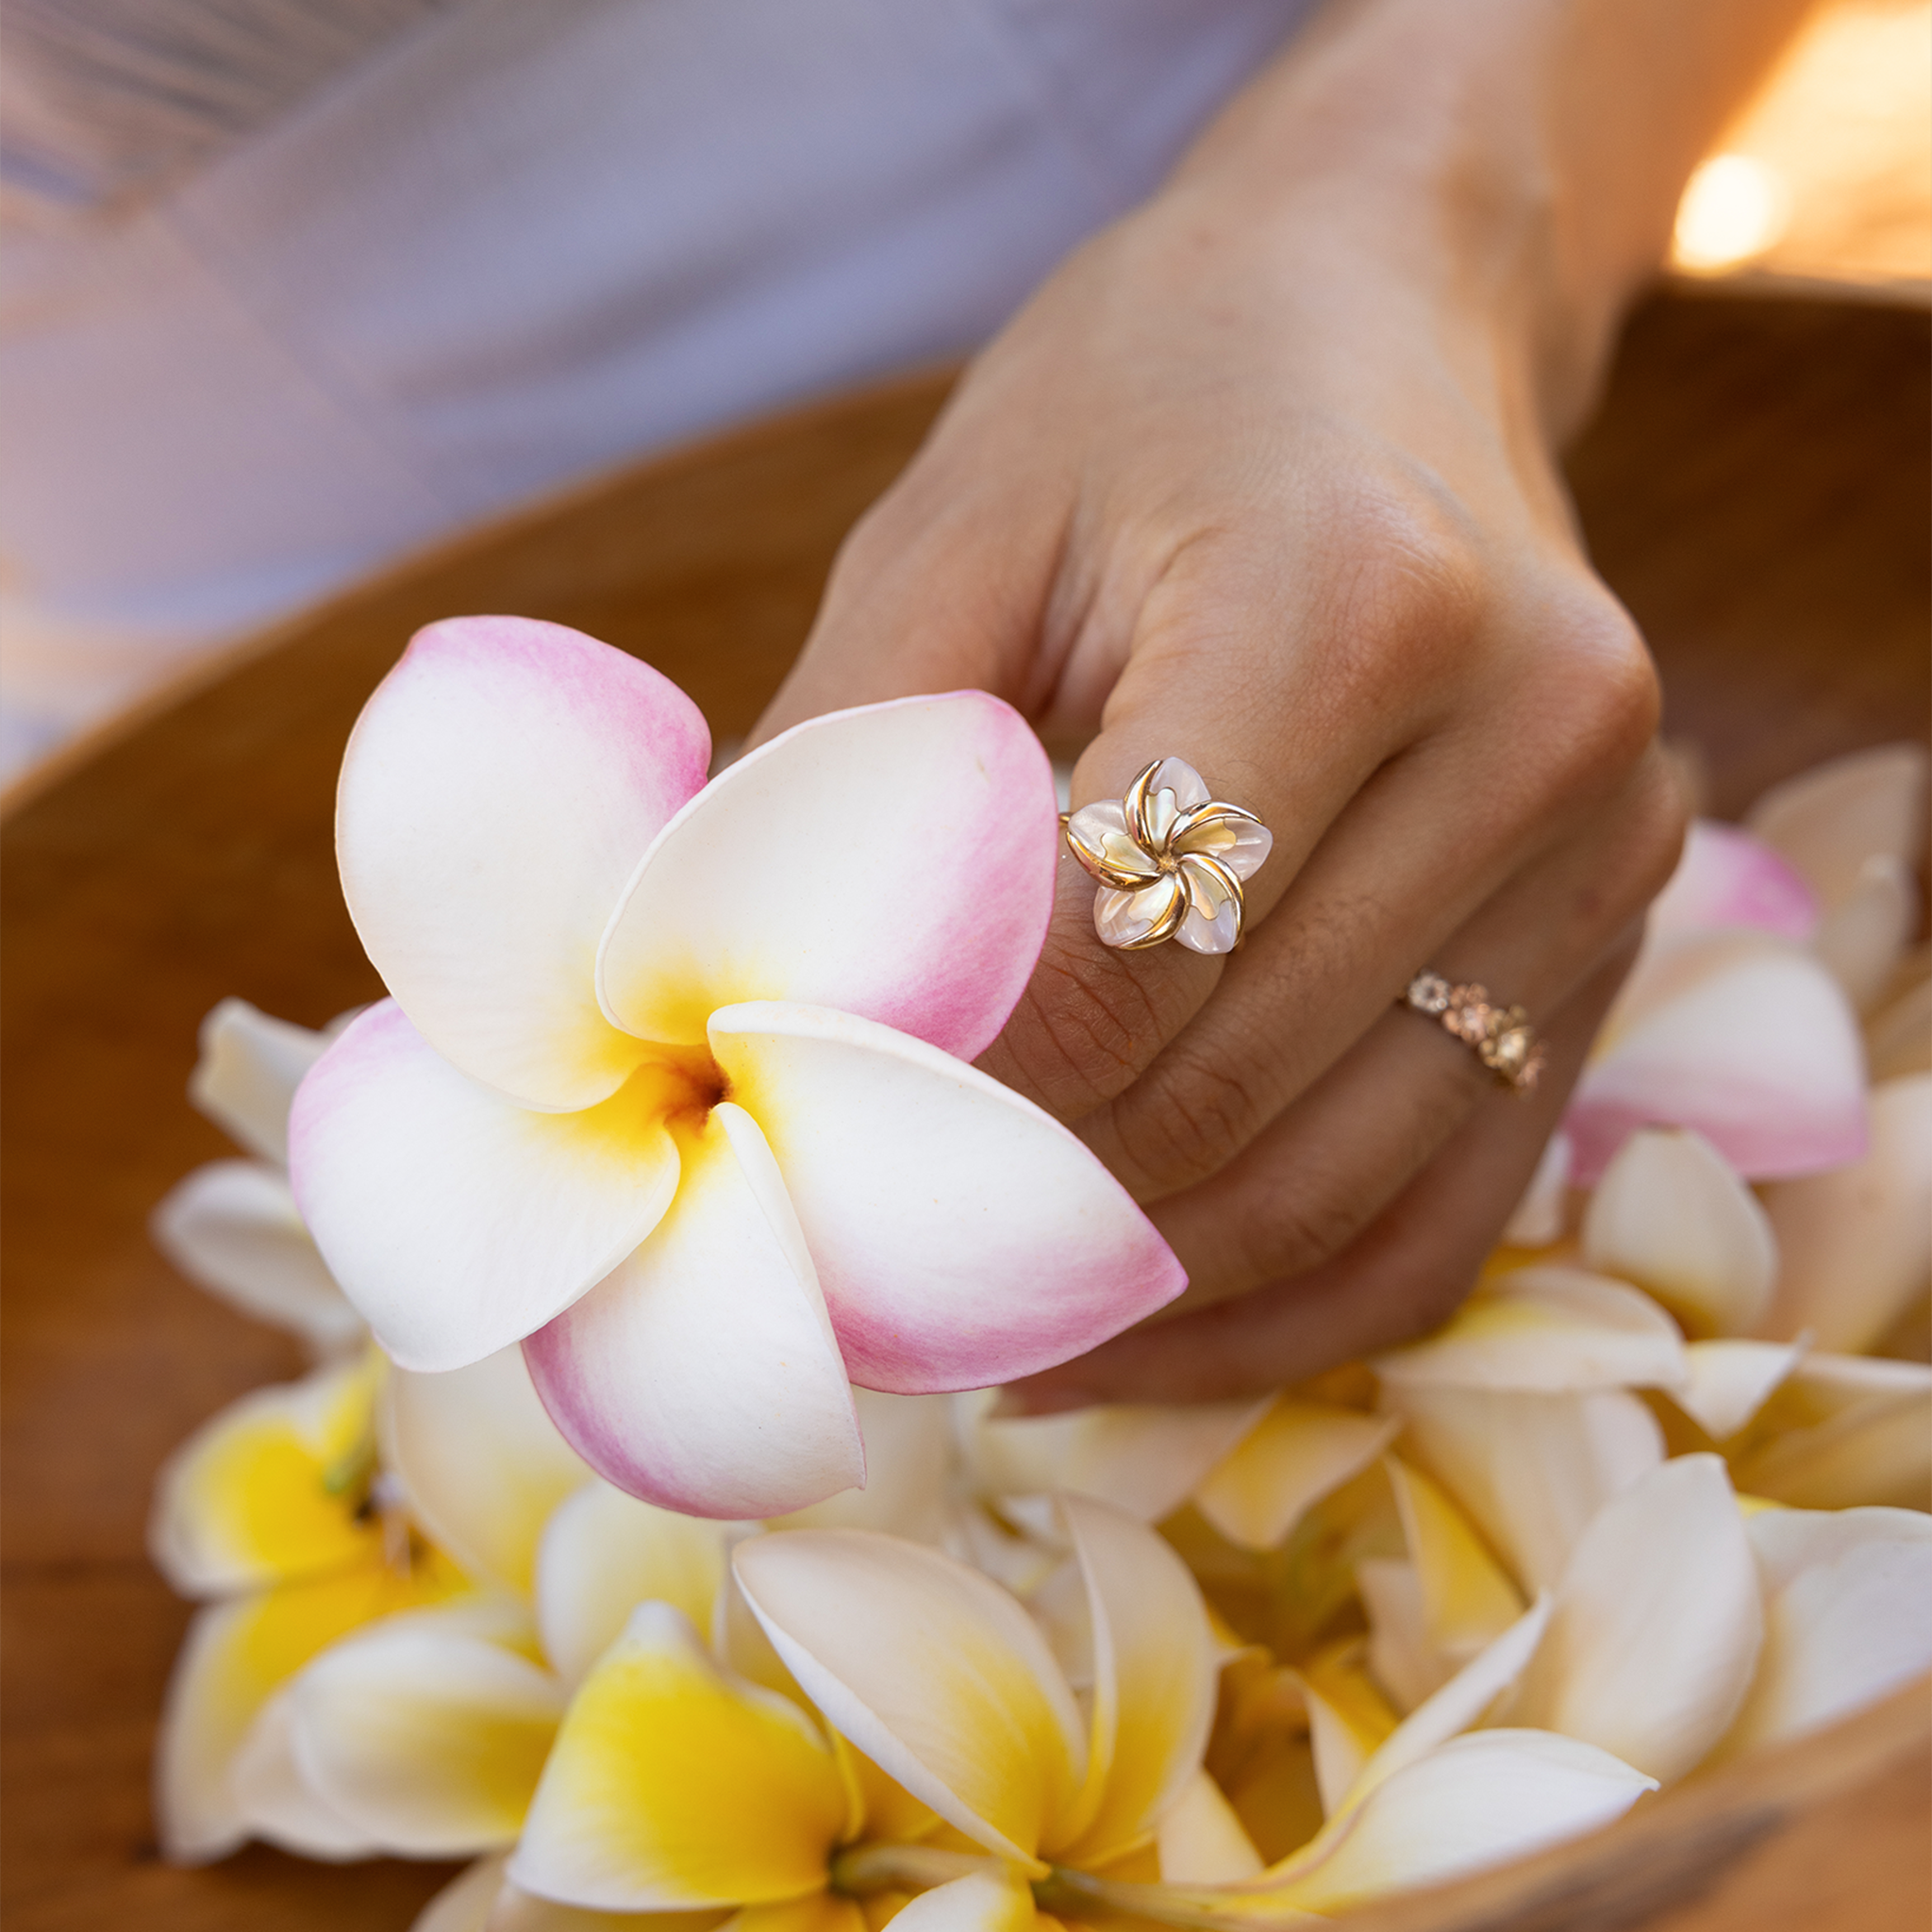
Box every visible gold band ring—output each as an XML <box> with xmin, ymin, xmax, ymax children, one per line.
<box><xmin>1063</xmin><ymin>758</ymin><xmax>1274</xmax><ymax>955</ymax></box>
<box><xmin>1402</xmin><ymin>970</ymin><xmax>1546</xmax><ymax>1094</ymax></box>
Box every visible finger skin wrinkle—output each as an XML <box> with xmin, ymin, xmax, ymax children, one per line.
<box><xmin>977</xmin><ymin>931</ymin><xmax>1208</xmax><ymax>1122</ymax></box>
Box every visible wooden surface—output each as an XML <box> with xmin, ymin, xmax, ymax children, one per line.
<box><xmin>3</xmin><ymin>291</ymin><xmax>1927</xmax><ymax>1931</ymax></box>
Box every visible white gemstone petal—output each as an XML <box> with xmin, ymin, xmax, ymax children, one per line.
<box><xmin>1175</xmin><ymin>813</ymin><xmax>1273</xmax><ymax>882</ymax></box>
<box><xmin>1141</xmin><ymin>758</ymin><xmax>1211</xmax><ymax>848</ymax></box>
<box><xmin>1176</xmin><ymin>857</ymin><xmax>1241</xmax><ymax>955</ymax></box>
<box><xmin>1095</xmin><ymin>875</ymin><xmax>1184</xmax><ymax>948</ymax></box>
<box><xmin>1068</xmin><ymin>800</ymin><xmax>1160</xmax><ymax>883</ymax></box>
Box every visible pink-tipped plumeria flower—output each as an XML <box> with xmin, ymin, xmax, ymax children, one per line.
<box><xmin>290</xmin><ymin>618</ymin><xmax>1183</xmax><ymax>1521</ymax></box>
<box><xmin>1564</xmin><ymin>814</ymin><xmax>1867</xmax><ymax>1186</ymax></box>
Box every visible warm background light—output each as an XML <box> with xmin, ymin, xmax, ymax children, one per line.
<box><xmin>1670</xmin><ymin>0</ymin><xmax>1931</xmax><ymax>297</ymax></box>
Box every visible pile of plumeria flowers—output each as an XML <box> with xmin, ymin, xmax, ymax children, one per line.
<box><xmin>150</xmin><ymin>619</ymin><xmax>1930</xmax><ymax>1931</ymax></box>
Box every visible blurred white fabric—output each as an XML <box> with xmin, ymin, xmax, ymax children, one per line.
<box><xmin>0</xmin><ymin>0</ymin><xmax>1311</xmax><ymax>780</ymax></box>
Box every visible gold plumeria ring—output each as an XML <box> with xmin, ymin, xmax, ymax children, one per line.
<box><xmin>1063</xmin><ymin>758</ymin><xmax>1274</xmax><ymax>954</ymax></box>
<box><xmin>1402</xmin><ymin>969</ymin><xmax>1547</xmax><ymax>1094</ymax></box>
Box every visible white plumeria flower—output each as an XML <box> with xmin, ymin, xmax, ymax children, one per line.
<box><xmin>1726</xmin><ymin>1353</ymin><xmax>1932</xmax><ymax>1511</ymax></box>
<box><xmin>152</xmin><ymin>999</ymin><xmax>366</xmax><ymax>1358</ymax></box>
<box><xmin>289</xmin><ymin>618</ymin><xmax>1181</xmax><ymax>1520</ymax></box>
<box><xmin>1188</xmin><ymin>1399</ymin><xmax>1401</xmax><ymax>1555</ymax></box>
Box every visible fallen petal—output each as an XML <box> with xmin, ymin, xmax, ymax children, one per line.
<box><xmin>291</xmin><ymin>1001</ymin><xmax>682</xmax><ymax>1372</ymax></box>
<box><xmin>537</xmin><ymin>1480</ymin><xmax>734</xmax><ymax>1688</ymax></box>
<box><xmin>1374</xmin><ymin>1268</ymin><xmax>1688</xmax><ymax>1393</ymax></box>
<box><xmin>599</xmin><ymin>692</ymin><xmax>1055</xmax><ymax>1062</ymax></box>
<box><xmin>190</xmin><ymin>998</ymin><xmax>331</xmax><ymax>1166</ymax></box>
<box><xmin>1812</xmin><ymin>856</ymin><xmax>1918</xmax><ymax>1013</ymax></box>
<box><xmin>152</xmin><ymin>1159</ymin><xmax>366</xmax><ymax>1357</ymax></box>
<box><xmin>1191</xmin><ymin>1402</ymin><xmax>1400</xmax><ymax>1553</ymax></box>
<box><xmin>966</xmin><ymin>1393</ymin><xmax>1274</xmax><ymax>1526</ymax></box>
<box><xmin>709</xmin><ymin>1003</ymin><xmax>1183</xmax><ymax>1392</ymax></box>
<box><xmin>290</xmin><ymin>1610</ymin><xmax>565</xmax><ymax>1855</ymax></box>
<box><xmin>338</xmin><ymin>617</ymin><xmax>708</xmax><ymax>1109</ymax></box>
<box><xmin>1758</xmin><ymin>1074</ymin><xmax>1932</xmax><ymax>1354</ymax></box>
<box><xmin>733</xmin><ymin>1529</ymin><xmax>1086</xmax><ymax>1869</ymax></box>
<box><xmin>1051</xmin><ymin>1494</ymin><xmax>1220</xmax><ymax>1865</ymax></box>
<box><xmin>1720</xmin><ymin>1507</ymin><xmax>1932</xmax><ymax>1757</ymax></box>
<box><xmin>381</xmin><ymin>1344</ymin><xmax>591</xmax><ymax>1596</ymax></box>
<box><xmin>230</xmin><ymin>1689</ymin><xmax>382</xmax><ymax>1860</ymax></box>
<box><xmin>1744</xmin><ymin>742</ymin><xmax>1929</xmax><ymax>914</ymax></box>
<box><xmin>1385</xmin><ymin>1457</ymin><xmax>1524</xmax><ymax>1664</ymax></box>
<box><xmin>1567</xmin><ymin>930</ymin><xmax>1868</xmax><ymax>1184</ymax></box>
<box><xmin>1671</xmin><ymin>1339</ymin><xmax>1807</xmax><ymax>1441</ymax></box>
<box><xmin>1580</xmin><ymin>1128</ymin><xmax>1778</xmax><ymax>1338</ymax></box>
<box><xmin>1512</xmin><ymin>1456</ymin><xmax>1762</xmax><ymax>1783</ymax></box>
<box><xmin>525</xmin><ymin>1104</ymin><xmax>863</xmax><ymax>1520</ymax></box>
<box><xmin>1646</xmin><ymin>820</ymin><xmax>1817</xmax><ymax>942</ymax></box>
<box><xmin>1381</xmin><ymin>1387</ymin><xmax>1663</xmax><ymax>1593</ymax></box>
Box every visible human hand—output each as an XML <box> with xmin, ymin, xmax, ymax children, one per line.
<box><xmin>747</xmin><ymin>0</ymin><xmax>1807</xmax><ymax>1404</ymax></box>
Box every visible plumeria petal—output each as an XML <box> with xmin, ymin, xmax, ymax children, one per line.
<box><xmin>230</xmin><ymin>1689</ymin><xmax>382</xmax><ymax>1859</ymax></box>
<box><xmin>1342</xmin><ymin>1595</ymin><xmax>1554</xmax><ymax>1813</ymax></box>
<box><xmin>598</xmin><ymin>692</ymin><xmax>1055</xmax><ymax>1061</ymax></box>
<box><xmin>1500</xmin><ymin>1131</ymin><xmax>1571</xmax><ymax>1248</ymax></box>
<box><xmin>1671</xmin><ymin>1339</ymin><xmax>1807</xmax><ymax>1441</ymax></box>
<box><xmin>1381</xmin><ymin>1388</ymin><xmax>1663</xmax><ymax>1593</ymax></box>
<box><xmin>1066</xmin><ymin>800</ymin><xmax>1163</xmax><ymax>889</ymax></box>
<box><xmin>1813</xmin><ymin>856</ymin><xmax>1918</xmax><ymax>1012</ymax></box>
<box><xmin>1511</xmin><ymin>1456</ymin><xmax>1762</xmax><ymax>1783</ymax></box>
<box><xmin>1358</xmin><ymin>1560</ymin><xmax>1453</xmax><ymax>1713</ymax></box>
<box><xmin>964</xmin><ymin>1393</ymin><xmax>1274</xmax><ymax>1524</ymax></box>
<box><xmin>883</xmin><ymin>1872</ymin><xmax>1037</xmax><ymax>1932</ymax></box>
<box><xmin>291</xmin><ymin>1001</ymin><xmax>682</xmax><ymax>1371</ymax></box>
<box><xmin>149</xmin><ymin>1355</ymin><xmax>385</xmax><ymax>1598</ymax></box>
<box><xmin>1051</xmin><ymin>1494</ymin><xmax>1220</xmax><ymax>1864</ymax></box>
<box><xmin>1866</xmin><ymin>968</ymin><xmax>1932</xmax><ymax>1082</ymax></box>
<box><xmin>381</xmin><ymin>1344</ymin><xmax>591</xmax><ymax>1597</ymax></box>
<box><xmin>1743</xmin><ymin>741</ymin><xmax>1929</xmax><ymax>914</ymax></box>
<box><xmin>1646</xmin><ymin>820</ymin><xmax>1817</xmax><ymax>942</ymax></box>
<box><xmin>733</xmin><ymin>1528</ymin><xmax>1087</xmax><ymax>1869</ymax></box>
<box><xmin>1259</xmin><ymin>1731</ymin><xmax>1655</xmax><ymax>1912</ymax></box>
<box><xmin>1384</xmin><ymin>1458</ymin><xmax>1524</xmax><ymax>1665</ymax></box>
<box><xmin>288</xmin><ymin>1607</ymin><xmax>566</xmax><ymax>1855</ymax></box>
<box><xmin>1191</xmin><ymin>1403</ymin><xmax>1400</xmax><ymax>1553</ymax></box>
<box><xmin>537</xmin><ymin>1480</ymin><xmax>734</xmax><ymax>1688</ymax></box>
<box><xmin>773</xmin><ymin>1389</ymin><xmax>957</xmax><ymax>1541</ymax></box>
<box><xmin>525</xmin><ymin>1104</ymin><xmax>863</xmax><ymax>1519</ymax></box>
<box><xmin>708</xmin><ymin>1003</ymin><xmax>1183</xmax><ymax>1392</ymax></box>
<box><xmin>1301</xmin><ymin>1649</ymin><xmax>1400</xmax><ymax>1815</ymax></box>
<box><xmin>1158</xmin><ymin>1772</ymin><xmax>1265</xmax><ymax>1882</ymax></box>
<box><xmin>189</xmin><ymin>997</ymin><xmax>332</xmax><ymax>1165</ymax></box>
<box><xmin>1729</xmin><ymin>1355</ymin><xmax>1932</xmax><ymax>1510</ymax></box>
<box><xmin>412</xmin><ymin>1856</ymin><xmax>694</xmax><ymax>1932</ymax></box>
<box><xmin>1094</xmin><ymin>875</ymin><xmax>1186</xmax><ymax>950</ymax></box>
<box><xmin>1719</xmin><ymin>1507</ymin><xmax>1932</xmax><ymax>1757</ymax></box>
<box><xmin>1758</xmin><ymin>1074</ymin><xmax>1932</xmax><ymax>1353</ymax></box>
<box><xmin>152</xmin><ymin>1160</ymin><xmax>367</xmax><ymax>1357</ymax></box>
<box><xmin>338</xmin><ymin>616</ymin><xmax>708</xmax><ymax>1110</ymax></box>
<box><xmin>511</xmin><ymin>1603</ymin><xmax>847</xmax><ymax>1909</ymax></box>
<box><xmin>1566</xmin><ymin>930</ymin><xmax>1868</xmax><ymax>1185</ymax></box>
<box><xmin>1579</xmin><ymin>1128</ymin><xmax>1778</xmax><ymax>1338</ymax></box>
<box><xmin>155</xmin><ymin>1563</ymin><xmax>463</xmax><ymax>1860</ymax></box>
<box><xmin>1373</xmin><ymin>1268</ymin><xmax>1687</xmax><ymax>1393</ymax></box>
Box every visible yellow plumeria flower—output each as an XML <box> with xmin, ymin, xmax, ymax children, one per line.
<box><xmin>150</xmin><ymin>1351</ymin><xmax>468</xmax><ymax>1860</ymax></box>
<box><xmin>511</xmin><ymin>1494</ymin><xmax>1224</xmax><ymax>1924</ymax></box>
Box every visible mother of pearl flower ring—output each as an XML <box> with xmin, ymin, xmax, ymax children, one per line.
<box><xmin>1064</xmin><ymin>758</ymin><xmax>1274</xmax><ymax>954</ymax></box>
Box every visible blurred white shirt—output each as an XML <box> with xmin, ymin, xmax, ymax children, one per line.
<box><xmin>0</xmin><ymin>0</ymin><xmax>1311</xmax><ymax>778</ymax></box>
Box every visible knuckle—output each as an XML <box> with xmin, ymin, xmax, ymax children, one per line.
<box><xmin>1535</xmin><ymin>600</ymin><xmax>1662</xmax><ymax>794</ymax></box>
<box><xmin>1108</xmin><ymin>1044</ymin><xmax>1274</xmax><ymax>1197</ymax></box>
<box><xmin>995</xmin><ymin>932</ymin><xmax>1191</xmax><ymax>1119</ymax></box>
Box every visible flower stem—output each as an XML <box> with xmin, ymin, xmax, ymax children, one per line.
<box><xmin>829</xmin><ymin>1844</ymin><xmax>1003</xmax><ymax>1896</ymax></box>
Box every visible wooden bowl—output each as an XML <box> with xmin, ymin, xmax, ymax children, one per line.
<box><xmin>4</xmin><ymin>290</ymin><xmax>1926</xmax><ymax>1931</ymax></box>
